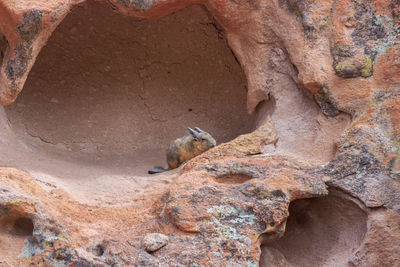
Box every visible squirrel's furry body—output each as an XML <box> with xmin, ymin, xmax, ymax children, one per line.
<box><xmin>149</xmin><ymin>127</ymin><xmax>216</xmax><ymax>174</ymax></box>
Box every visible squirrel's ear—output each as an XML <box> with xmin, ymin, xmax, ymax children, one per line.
<box><xmin>194</xmin><ymin>127</ymin><xmax>205</xmax><ymax>133</ymax></box>
<box><xmin>188</xmin><ymin>128</ymin><xmax>199</xmax><ymax>138</ymax></box>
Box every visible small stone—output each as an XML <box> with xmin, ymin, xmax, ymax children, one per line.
<box><xmin>142</xmin><ymin>233</ymin><xmax>169</xmax><ymax>252</ymax></box>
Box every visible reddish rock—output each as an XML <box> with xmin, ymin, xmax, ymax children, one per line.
<box><xmin>0</xmin><ymin>0</ymin><xmax>399</xmax><ymax>266</ymax></box>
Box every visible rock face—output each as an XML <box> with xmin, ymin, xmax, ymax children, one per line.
<box><xmin>0</xmin><ymin>0</ymin><xmax>399</xmax><ymax>266</ymax></box>
<box><xmin>143</xmin><ymin>233</ymin><xmax>169</xmax><ymax>252</ymax></box>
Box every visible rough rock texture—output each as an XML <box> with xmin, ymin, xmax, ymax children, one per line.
<box><xmin>142</xmin><ymin>233</ymin><xmax>169</xmax><ymax>252</ymax></box>
<box><xmin>0</xmin><ymin>0</ymin><xmax>399</xmax><ymax>266</ymax></box>
<box><xmin>0</xmin><ymin>123</ymin><xmax>329</xmax><ymax>265</ymax></box>
<box><xmin>262</xmin><ymin>189</ymin><xmax>369</xmax><ymax>266</ymax></box>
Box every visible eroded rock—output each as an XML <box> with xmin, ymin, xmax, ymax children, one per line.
<box><xmin>143</xmin><ymin>233</ymin><xmax>169</xmax><ymax>252</ymax></box>
<box><xmin>0</xmin><ymin>0</ymin><xmax>399</xmax><ymax>266</ymax></box>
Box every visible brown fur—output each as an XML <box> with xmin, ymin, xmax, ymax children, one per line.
<box><xmin>148</xmin><ymin>128</ymin><xmax>216</xmax><ymax>174</ymax></box>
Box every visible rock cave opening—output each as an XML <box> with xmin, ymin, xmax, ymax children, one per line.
<box><xmin>0</xmin><ymin>31</ymin><xmax>7</xmax><ymax>66</ymax></box>
<box><xmin>260</xmin><ymin>189</ymin><xmax>368</xmax><ymax>267</ymax></box>
<box><xmin>13</xmin><ymin>217</ymin><xmax>34</xmax><ymax>236</ymax></box>
<box><xmin>0</xmin><ymin>210</ymin><xmax>34</xmax><ymax>262</ymax></box>
<box><xmin>0</xmin><ymin>0</ymin><xmax>352</xmax><ymax>206</ymax></box>
<box><xmin>0</xmin><ymin>1</ymin><xmax>258</xmax><ymax>203</ymax></box>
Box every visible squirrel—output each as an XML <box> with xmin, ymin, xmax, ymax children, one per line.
<box><xmin>148</xmin><ymin>127</ymin><xmax>216</xmax><ymax>174</ymax></box>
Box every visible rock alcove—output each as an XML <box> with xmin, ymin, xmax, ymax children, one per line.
<box><xmin>0</xmin><ymin>33</ymin><xmax>7</xmax><ymax>66</ymax></box>
<box><xmin>0</xmin><ymin>2</ymin><xmax>258</xmax><ymax>204</ymax></box>
<box><xmin>1</xmin><ymin>0</ymin><xmax>397</xmax><ymax>265</ymax></box>
<box><xmin>0</xmin><ymin>207</ymin><xmax>34</xmax><ymax>262</ymax></box>
<box><xmin>0</xmin><ymin>1</ymin><xmax>350</xmax><ymax>205</ymax></box>
<box><xmin>260</xmin><ymin>189</ymin><xmax>368</xmax><ymax>267</ymax></box>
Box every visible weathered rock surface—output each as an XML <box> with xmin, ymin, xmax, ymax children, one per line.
<box><xmin>0</xmin><ymin>0</ymin><xmax>399</xmax><ymax>266</ymax></box>
<box><xmin>143</xmin><ymin>233</ymin><xmax>169</xmax><ymax>252</ymax></box>
<box><xmin>0</xmin><ymin>124</ymin><xmax>329</xmax><ymax>265</ymax></box>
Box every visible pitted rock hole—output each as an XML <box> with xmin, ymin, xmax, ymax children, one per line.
<box><xmin>214</xmin><ymin>174</ymin><xmax>253</xmax><ymax>184</ymax></box>
<box><xmin>0</xmin><ymin>214</ymin><xmax>34</xmax><ymax>237</ymax></box>
<box><xmin>2</xmin><ymin>2</ymin><xmax>256</xmax><ymax>178</ymax></box>
<box><xmin>94</xmin><ymin>244</ymin><xmax>105</xmax><ymax>256</ymax></box>
<box><xmin>13</xmin><ymin>217</ymin><xmax>34</xmax><ymax>236</ymax></box>
<box><xmin>260</xmin><ymin>190</ymin><xmax>367</xmax><ymax>267</ymax></box>
<box><xmin>0</xmin><ymin>32</ymin><xmax>7</xmax><ymax>66</ymax></box>
<box><xmin>0</xmin><ymin>212</ymin><xmax>34</xmax><ymax>264</ymax></box>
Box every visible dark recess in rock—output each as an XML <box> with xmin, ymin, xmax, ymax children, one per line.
<box><xmin>261</xmin><ymin>190</ymin><xmax>368</xmax><ymax>266</ymax></box>
<box><xmin>313</xmin><ymin>83</ymin><xmax>340</xmax><ymax>117</ymax></box>
<box><xmin>0</xmin><ymin>33</ymin><xmax>8</xmax><ymax>65</ymax></box>
<box><xmin>13</xmin><ymin>217</ymin><xmax>34</xmax><ymax>236</ymax></box>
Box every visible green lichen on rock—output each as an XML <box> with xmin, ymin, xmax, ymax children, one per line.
<box><xmin>6</xmin><ymin>199</ymin><xmax>20</xmax><ymax>205</ymax></box>
<box><xmin>331</xmin><ymin>41</ymin><xmax>375</xmax><ymax>78</ymax></box>
<box><xmin>372</xmin><ymin>14</ymin><xmax>400</xmax><ymax>54</ymax></box>
<box><xmin>361</xmin><ymin>54</ymin><xmax>373</xmax><ymax>77</ymax></box>
<box><xmin>334</xmin><ymin>58</ymin><xmax>358</xmax><ymax>78</ymax></box>
<box><xmin>333</xmin><ymin>54</ymin><xmax>374</xmax><ymax>78</ymax></box>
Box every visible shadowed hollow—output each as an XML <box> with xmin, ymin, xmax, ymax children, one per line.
<box><xmin>0</xmin><ymin>2</ymin><xmax>256</xmax><ymax>204</ymax></box>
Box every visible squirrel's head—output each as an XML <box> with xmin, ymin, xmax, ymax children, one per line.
<box><xmin>188</xmin><ymin>127</ymin><xmax>217</xmax><ymax>151</ymax></box>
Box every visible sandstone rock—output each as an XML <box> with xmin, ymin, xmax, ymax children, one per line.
<box><xmin>142</xmin><ymin>233</ymin><xmax>169</xmax><ymax>252</ymax></box>
<box><xmin>0</xmin><ymin>0</ymin><xmax>399</xmax><ymax>266</ymax></box>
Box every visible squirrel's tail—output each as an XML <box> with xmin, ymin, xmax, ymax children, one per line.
<box><xmin>148</xmin><ymin>166</ymin><xmax>169</xmax><ymax>174</ymax></box>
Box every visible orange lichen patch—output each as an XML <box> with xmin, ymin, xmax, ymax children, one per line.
<box><xmin>330</xmin><ymin>1</ymin><xmax>359</xmax><ymax>44</ymax></box>
<box><xmin>348</xmin><ymin>92</ymin><xmax>399</xmax><ymax>168</ymax></box>
<box><xmin>302</xmin><ymin>82</ymin><xmax>322</xmax><ymax>95</ymax></box>
<box><xmin>385</xmin><ymin>97</ymin><xmax>400</xmax><ymax>170</ymax></box>
<box><xmin>384</xmin><ymin>96</ymin><xmax>400</xmax><ymax>135</ymax></box>
<box><xmin>374</xmin><ymin>0</ymin><xmax>399</xmax><ymax>18</ymax></box>
<box><xmin>328</xmin><ymin>77</ymin><xmax>373</xmax><ymax>112</ymax></box>
<box><xmin>373</xmin><ymin>47</ymin><xmax>400</xmax><ymax>88</ymax></box>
